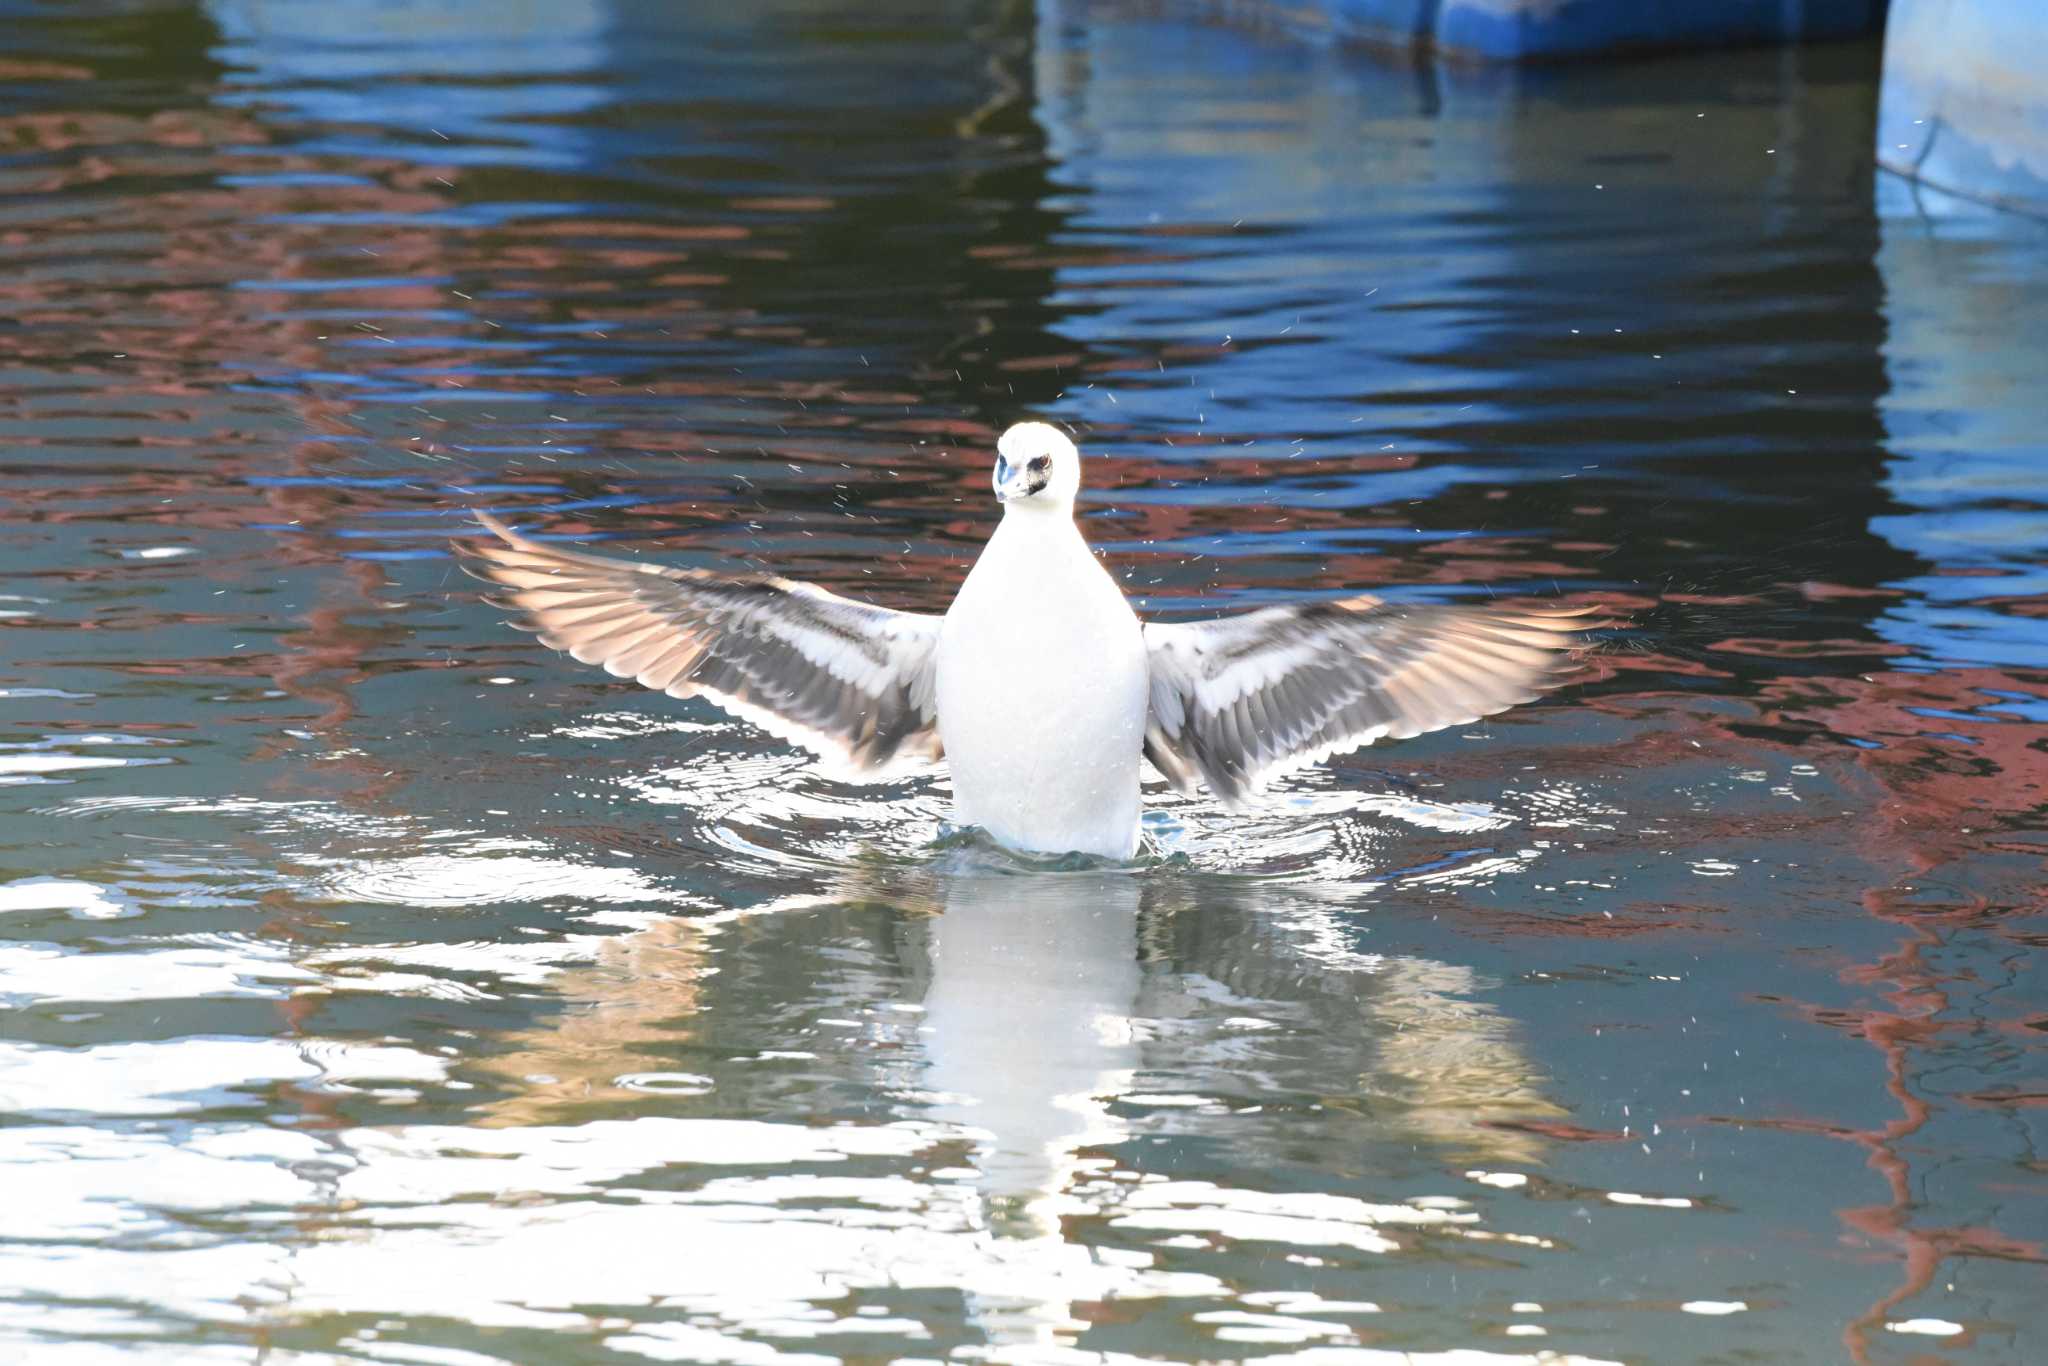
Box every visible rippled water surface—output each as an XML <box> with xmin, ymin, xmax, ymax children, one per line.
<box><xmin>5</xmin><ymin>3</ymin><xmax>2048</xmax><ymax>1362</ymax></box>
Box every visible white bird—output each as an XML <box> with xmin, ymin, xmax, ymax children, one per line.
<box><xmin>458</xmin><ymin>422</ymin><xmax>1594</xmax><ymax>859</ymax></box>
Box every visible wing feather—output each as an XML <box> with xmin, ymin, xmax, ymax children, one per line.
<box><xmin>456</xmin><ymin>512</ymin><xmax>944</xmax><ymax>780</ymax></box>
<box><xmin>1143</xmin><ymin>596</ymin><xmax>1598</xmax><ymax>805</ymax></box>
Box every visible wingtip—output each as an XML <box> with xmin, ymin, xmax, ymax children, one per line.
<box><xmin>450</xmin><ymin>511</ymin><xmax>532</xmax><ymax>584</ymax></box>
<box><xmin>471</xmin><ymin>508</ymin><xmax>524</xmax><ymax>545</ymax></box>
<box><xmin>453</xmin><ymin>508</ymin><xmax>547</xmax><ymax>568</ymax></box>
<box><xmin>1552</xmin><ymin>602</ymin><xmax>1631</xmax><ymax>634</ymax></box>
<box><xmin>1497</xmin><ymin>602</ymin><xmax>1629</xmax><ymax>644</ymax></box>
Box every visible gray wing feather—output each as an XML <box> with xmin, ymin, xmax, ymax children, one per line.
<box><xmin>1143</xmin><ymin>595</ymin><xmax>1595</xmax><ymax>805</ymax></box>
<box><xmin>457</xmin><ymin>512</ymin><xmax>944</xmax><ymax>779</ymax></box>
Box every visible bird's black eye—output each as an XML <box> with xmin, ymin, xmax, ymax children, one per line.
<box><xmin>1028</xmin><ymin>455</ymin><xmax>1051</xmax><ymax>472</ymax></box>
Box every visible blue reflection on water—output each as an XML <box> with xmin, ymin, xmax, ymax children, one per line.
<box><xmin>1875</xmin><ymin>177</ymin><xmax>2048</xmax><ymax>667</ymax></box>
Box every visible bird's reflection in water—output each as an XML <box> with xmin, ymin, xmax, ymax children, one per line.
<box><xmin>1130</xmin><ymin>882</ymin><xmax>1562</xmax><ymax>1171</ymax></box>
<box><xmin>474</xmin><ymin>847</ymin><xmax>1560</xmax><ymax>1213</ymax></box>
<box><xmin>907</xmin><ymin>866</ymin><xmax>1145</xmax><ymax>1238</ymax></box>
<box><xmin>476</xmin><ymin>914</ymin><xmax>715</xmax><ymax>1125</ymax></box>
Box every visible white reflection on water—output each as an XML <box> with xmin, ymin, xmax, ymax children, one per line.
<box><xmin>0</xmin><ymin>752</ymin><xmax>172</xmax><ymax>783</ymax></box>
<box><xmin>0</xmin><ymin>876</ymin><xmax>136</xmax><ymax>919</ymax></box>
<box><xmin>0</xmin><ymin>1036</ymin><xmax>450</xmax><ymax>1116</ymax></box>
<box><xmin>0</xmin><ymin>742</ymin><xmax>1649</xmax><ymax>1358</ymax></box>
<box><xmin>0</xmin><ymin>1038</ymin><xmax>325</xmax><ymax>1116</ymax></box>
<box><xmin>0</xmin><ymin>940</ymin><xmax>314</xmax><ymax>1006</ymax></box>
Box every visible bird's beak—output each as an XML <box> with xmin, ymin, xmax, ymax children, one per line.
<box><xmin>992</xmin><ymin>455</ymin><xmax>1024</xmax><ymax>504</ymax></box>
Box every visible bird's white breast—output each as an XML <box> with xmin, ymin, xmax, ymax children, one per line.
<box><xmin>935</xmin><ymin>514</ymin><xmax>1148</xmax><ymax>858</ymax></box>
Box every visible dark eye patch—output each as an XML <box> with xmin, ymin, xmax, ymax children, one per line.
<box><xmin>1028</xmin><ymin>455</ymin><xmax>1051</xmax><ymax>472</ymax></box>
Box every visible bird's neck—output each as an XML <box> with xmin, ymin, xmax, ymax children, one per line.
<box><xmin>993</xmin><ymin>503</ymin><xmax>1086</xmax><ymax>556</ymax></box>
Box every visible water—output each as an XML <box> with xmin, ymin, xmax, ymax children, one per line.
<box><xmin>3</xmin><ymin>2</ymin><xmax>2046</xmax><ymax>1361</ymax></box>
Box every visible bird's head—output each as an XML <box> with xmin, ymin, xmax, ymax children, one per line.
<box><xmin>992</xmin><ymin>422</ymin><xmax>1081</xmax><ymax>512</ymax></box>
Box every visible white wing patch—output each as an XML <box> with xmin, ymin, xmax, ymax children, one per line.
<box><xmin>1143</xmin><ymin>595</ymin><xmax>1597</xmax><ymax>805</ymax></box>
<box><xmin>458</xmin><ymin>513</ymin><xmax>945</xmax><ymax>780</ymax></box>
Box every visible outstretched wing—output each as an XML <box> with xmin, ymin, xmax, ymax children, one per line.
<box><xmin>457</xmin><ymin>512</ymin><xmax>945</xmax><ymax>780</ymax></box>
<box><xmin>1143</xmin><ymin>596</ymin><xmax>1596</xmax><ymax>805</ymax></box>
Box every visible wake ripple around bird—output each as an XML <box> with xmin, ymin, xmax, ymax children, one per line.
<box><xmin>29</xmin><ymin>713</ymin><xmax>1613</xmax><ymax>911</ymax></box>
<box><xmin>595</xmin><ymin>717</ymin><xmax>1575</xmax><ymax>892</ymax></box>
